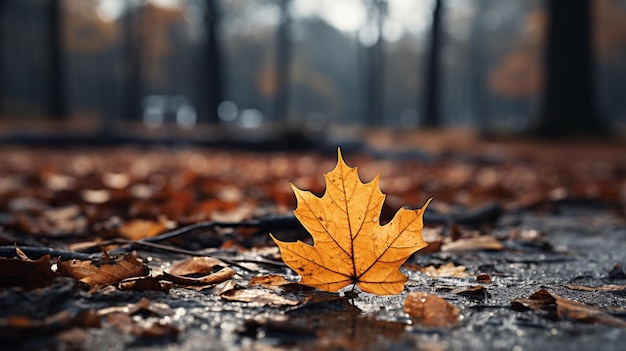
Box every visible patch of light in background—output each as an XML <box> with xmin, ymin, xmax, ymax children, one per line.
<box><xmin>183</xmin><ymin>1</ymin><xmax>204</xmax><ymax>42</ymax></box>
<box><xmin>291</xmin><ymin>0</ymin><xmax>434</xmax><ymax>42</ymax></box>
<box><xmin>149</xmin><ymin>0</ymin><xmax>181</xmax><ymax>10</ymax></box>
<box><xmin>176</xmin><ymin>104</ymin><xmax>197</xmax><ymax>130</ymax></box>
<box><xmin>221</xmin><ymin>1</ymin><xmax>282</xmax><ymax>37</ymax></box>
<box><xmin>143</xmin><ymin>95</ymin><xmax>166</xmax><ymax>128</ymax></box>
<box><xmin>184</xmin><ymin>2</ymin><xmax>204</xmax><ymax>25</ymax></box>
<box><xmin>96</xmin><ymin>0</ymin><xmax>124</xmax><ymax>22</ymax></box>
<box><xmin>96</xmin><ymin>0</ymin><xmax>181</xmax><ymax>22</ymax></box>
<box><xmin>446</xmin><ymin>0</ymin><xmax>476</xmax><ymax>42</ymax></box>
<box><xmin>382</xmin><ymin>20</ymin><xmax>403</xmax><ymax>42</ymax></box>
<box><xmin>239</xmin><ymin>109</ymin><xmax>263</xmax><ymax>129</ymax></box>
<box><xmin>217</xmin><ymin>101</ymin><xmax>238</xmax><ymax>122</ymax></box>
<box><xmin>387</xmin><ymin>0</ymin><xmax>435</xmax><ymax>38</ymax></box>
<box><xmin>247</xmin><ymin>2</ymin><xmax>281</xmax><ymax>26</ymax></box>
<box><xmin>358</xmin><ymin>22</ymin><xmax>379</xmax><ymax>47</ymax></box>
<box><xmin>292</xmin><ymin>0</ymin><xmax>367</xmax><ymax>32</ymax></box>
<box><xmin>289</xmin><ymin>0</ymin><xmax>317</xmax><ymax>18</ymax></box>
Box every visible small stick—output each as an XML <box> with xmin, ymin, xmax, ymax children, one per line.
<box><xmin>0</xmin><ymin>246</ymin><xmax>96</xmax><ymax>261</ymax></box>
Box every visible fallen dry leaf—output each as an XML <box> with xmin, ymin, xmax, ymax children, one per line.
<box><xmin>220</xmin><ymin>287</ymin><xmax>301</xmax><ymax>307</ymax></box>
<box><xmin>508</xmin><ymin>228</ymin><xmax>552</xmax><ymax>250</ymax></box>
<box><xmin>98</xmin><ymin>297</ymin><xmax>174</xmax><ymax>317</ymax></box>
<box><xmin>420</xmin><ymin>262</ymin><xmax>469</xmax><ymax>278</ymax></box>
<box><xmin>404</xmin><ymin>292</ymin><xmax>460</xmax><ymax>327</ymax></box>
<box><xmin>107</xmin><ymin>312</ymin><xmax>179</xmax><ymax>338</ymax></box>
<box><xmin>118</xmin><ymin>276</ymin><xmax>173</xmax><ymax>292</ymax></box>
<box><xmin>608</xmin><ymin>263</ymin><xmax>626</xmax><ymax>279</ymax></box>
<box><xmin>57</xmin><ymin>259</ymin><xmax>97</xmax><ymax>280</ymax></box>
<box><xmin>167</xmin><ymin>256</ymin><xmax>225</xmax><ymax>276</ymax></box>
<box><xmin>247</xmin><ymin>274</ymin><xmax>314</xmax><ymax>293</ymax></box>
<box><xmin>57</xmin><ymin>254</ymin><xmax>147</xmax><ymax>288</ymax></box>
<box><xmin>100</xmin><ymin>298</ymin><xmax>179</xmax><ymax>338</ymax></box>
<box><xmin>248</xmin><ymin>274</ymin><xmax>292</xmax><ymax>288</ymax></box>
<box><xmin>562</xmin><ymin>284</ymin><xmax>626</xmax><ymax>293</ymax></box>
<box><xmin>118</xmin><ymin>218</ymin><xmax>168</xmax><ymax>240</ymax></box>
<box><xmin>476</xmin><ymin>273</ymin><xmax>492</xmax><ymax>283</ymax></box>
<box><xmin>163</xmin><ymin>266</ymin><xmax>235</xmax><ymax>286</ymax></box>
<box><xmin>0</xmin><ymin>309</ymin><xmax>100</xmax><ymax>335</ymax></box>
<box><xmin>271</xmin><ymin>148</ymin><xmax>430</xmax><ymax>295</ymax></box>
<box><xmin>453</xmin><ymin>285</ymin><xmax>491</xmax><ymax>301</ymax></box>
<box><xmin>0</xmin><ymin>247</ymin><xmax>56</xmax><ymax>288</ymax></box>
<box><xmin>511</xmin><ymin>289</ymin><xmax>626</xmax><ymax>327</ymax></box>
<box><xmin>441</xmin><ymin>235</ymin><xmax>503</xmax><ymax>252</ymax></box>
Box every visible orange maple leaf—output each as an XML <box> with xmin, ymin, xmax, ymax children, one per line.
<box><xmin>271</xmin><ymin>148</ymin><xmax>430</xmax><ymax>295</ymax></box>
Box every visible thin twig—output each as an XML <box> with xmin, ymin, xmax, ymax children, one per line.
<box><xmin>0</xmin><ymin>244</ymin><xmax>285</xmax><ymax>272</ymax></box>
<box><xmin>0</xmin><ymin>246</ymin><xmax>97</xmax><ymax>261</ymax></box>
<box><xmin>223</xmin><ymin>257</ymin><xmax>286</xmax><ymax>269</ymax></box>
<box><xmin>1</xmin><ymin>204</ymin><xmax>500</xmax><ymax>264</ymax></box>
<box><xmin>420</xmin><ymin>201</ymin><xmax>503</xmax><ymax>226</ymax></box>
<box><xmin>108</xmin><ymin>239</ymin><xmax>259</xmax><ymax>272</ymax></box>
<box><xmin>141</xmin><ymin>213</ymin><xmax>300</xmax><ymax>244</ymax></box>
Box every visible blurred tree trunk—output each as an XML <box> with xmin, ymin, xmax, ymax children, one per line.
<box><xmin>122</xmin><ymin>2</ymin><xmax>144</xmax><ymax>124</ymax></box>
<box><xmin>420</xmin><ymin>0</ymin><xmax>443</xmax><ymax>128</ymax></box>
<box><xmin>530</xmin><ymin>0</ymin><xmax>607</xmax><ymax>137</ymax></box>
<box><xmin>48</xmin><ymin>0</ymin><xmax>65</xmax><ymax>120</ymax></box>
<box><xmin>122</xmin><ymin>2</ymin><xmax>143</xmax><ymax>121</ymax></box>
<box><xmin>470</xmin><ymin>0</ymin><xmax>488</xmax><ymax>133</ymax></box>
<box><xmin>365</xmin><ymin>0</ymin><xmax>386</xmax><ymax>126</ymax></box>
<box><xmin>0</xmin><ymin>1</ymin><xmax>4</xmax><ymax>118</ymax></box>
<box><xmin>199</xmin><ymin>0</ymin><xmax>222</xmax><ymax>124</ymax></box>
<box><xmin>274</xmin><ymin>0</ymin><xmax>291</xmax><ymax>123</ymax></box>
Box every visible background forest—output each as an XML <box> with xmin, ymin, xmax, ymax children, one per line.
<box><xmin>1</xmin><ymin>0</ymin><xmax>626</xmax><ymax>141</ymax></box>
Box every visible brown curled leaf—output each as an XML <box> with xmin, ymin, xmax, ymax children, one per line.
<box><xmin>404</xmin><ymin>292</ymin><xmax>460</xmax><ymax>327</ymax></box>
<box><xmin>167</xmin><ymin>256</ymin><xmax>225</xmax><ymax>276</ymax></box>
<box><xmin>75</xmin><ymin>254</ymin><xmax>147</xmax><ymax>288</ymax></box>
<box><xmin>0</xmin><ymin>247</ymin><xmax>55</xmax><ymax>288</ymax></box>
<box><xmin>220</xmin><ymin>288</ymin><xmax>301</xmax><ymax>307</ymax></box>
<box><xmin>163</xmin><ymin>266</ymin><xmax>236</xmax><ymax>286</ymax></box>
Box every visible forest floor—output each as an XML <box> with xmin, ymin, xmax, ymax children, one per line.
<box><xmin>0</xmin><ymin>131</ymin><xmax>625</xmax><ymax>350</ymax></box>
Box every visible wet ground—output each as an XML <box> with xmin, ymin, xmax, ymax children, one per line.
<box><xmin>136</xmin><ymin>207</ymin><xmax>626</xmax><ymax>350</ymax></box>
<box><xmin>2</xmin><ymin>204</ymin><xmax>624</xmax><ymax>351</ymax></box>
<box><xmin>0</xmin><ymin>140</ymin><xmax>625</xmax><ymax>350</ymax></box>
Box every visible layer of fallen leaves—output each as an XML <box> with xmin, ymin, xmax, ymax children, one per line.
<box><xmin>0</xmin><ymin>247</ymin><xmax>236</xmax><ymax>294</ymax></box>
<box><xmin>1</xmin><ymin>144</ymin><xmax>624</xmax><ymax>245</ymax></box>
<box><xmin>1</xmin><ymin>143</ymin><xmax>625</xmax><ymax>347</ymax></box>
